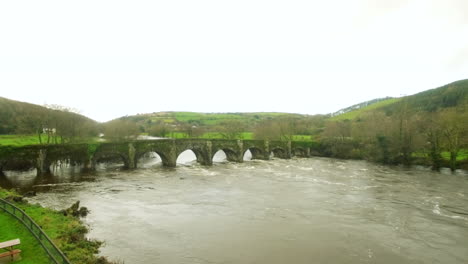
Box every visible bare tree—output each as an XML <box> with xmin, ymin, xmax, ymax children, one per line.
<box><xmin>103</xmin><ymin>119</ymin><xmax>139</xmax><ymax>141</ymax></box>
<box><xmin>219</xmin><ymin>120</ymin><xmax>245</xmax><ymax>139</ymax></box>
<box><xmin>253</xmin><ymin>120</ymin><xmax>281</xmax><ymax>140</ymax></box>
<box><xmin>439</xmin><ymin>108</ymin><xmax>467</xmax><ymax>171</ymax></box>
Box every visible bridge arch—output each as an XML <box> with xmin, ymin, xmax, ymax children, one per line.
<box><xmin>176</xmin><ymin>149</ymin><xmax>197</xmax><ymax>165</ymax></box>
<box><xmin>0</xmin><ymin>158</ymin><xmax>36</xmax><ymax>172</ymax></box>
<box><xmin>292</xmin><ymin>147</ymin><xmax>309</xmax><ymax>157</ymax></box>
<box><xmin>46</xmin><ymin>152</ymin><xmax>89</xmax><ymax>175</ymax></box>
<box><xmin>243</xmin><ymin>149</ymin><xmax>252</xmax><ymax>160</ymax></box>
<box><xmin>176</xmin><ymin>148</ymin><xmax>210</xmax><ymax>166</ymax></box>
<box><xmin>212</xmin><ymin>149</ymin><xmax>227</xmax><ymax>163</ymax></box>
<box><xmin>271</xmin><ymin>147</ymin><xmax>288</xmax><ymax>159</ymax></box>
<box><xmin>136</xmin><ymin>150</ymin><xmax>170</xmax><ymax>168</ymax></box>
<box><xmin>243</xmin><ymin>147</ymin><xmax>267</xmax><ymax>160</ymax></box>
<box><xmin>212</xmin><ymin>148</ymin><xmax>241</xmax><ymax>163</ymax></box>
<box><xmin>92</xmin><ymin>151</ymin><xmax>130</xmax><ymax>169</ymax></box>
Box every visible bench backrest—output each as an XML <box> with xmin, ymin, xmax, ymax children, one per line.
<box><xmin>0</xmin><ymin>239</ymin><xmax>20</xmax><ymax>249</ymax></box>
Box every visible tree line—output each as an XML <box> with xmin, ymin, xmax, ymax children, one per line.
<box><xmin>0</xmin><ymin>97</ymin><xmax>98</xmax><ymax>144</ymax></box>
<box><xmin>320</xmin><ymin>103</ymin><xmax>468</xmax><ymax>171</ymax></box>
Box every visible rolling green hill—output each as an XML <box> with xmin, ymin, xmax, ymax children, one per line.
<box><xmin>123</xmin><ymin>111</ymin><xmax>307</xmax><ymax>127</ymax></box>
<box><xmin>330</xmin><ymin>98</ymin><xmax>402</xmax><ymax>121</ymax></box>
<box><xmin>330</xmin><ymin>79</ymin><xmax>468</xmax><ymax>120</ymax></box>
<box><xmin>110</xmin><ymin>111</ymin><xmax>322</xmax><ymax>140</ymax></box>
<box><xmin>385</xmin><ymin>79</ymin><xmax>468</xmax><ymax>113</ymax></box>
<box><xmin>0</xmin><ymin>97</ymin><xmax>98</xmax><ymax>142</ymax></box>
<box><xmin>322</xmin><ymin>79</ymin><xmax>468</xmax><ymax>169</ymax></box>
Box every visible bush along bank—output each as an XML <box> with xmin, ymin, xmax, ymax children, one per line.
<box><xmin>0</xmin><ymin>188</ymin><xmax>121</xmax><ymax>264</ymax></box>
<box><xmin>316</xmin><ymin>139</ymin><xmax>468</xmax><ymax>171</ymax></box>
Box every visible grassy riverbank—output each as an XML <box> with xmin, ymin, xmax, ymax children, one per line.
<box><xmin>0</xmin><ymin>188</ymin><xmax>118</xmax><ymax>264</ymax></box>
<box><xmin>0</xmin><ymin>211</ymin><xmax>50</xmax><ymax>263</ymax></box>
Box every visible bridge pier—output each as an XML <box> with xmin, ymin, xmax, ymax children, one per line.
<box><xmin>81</xmin><ymin>158</ymin><xmax>95</xmax><ymax>172</ymax></box>
<box><xmin>225</xmin><ymin>151</ymin><xmax>243</xmax><ymax>163</ymax></box>
<box><xmin>164</xmin><ymin>140</ymin><xmax>178</xmax><ymax>167</ymax></box>
<box><xmin>128</xmin><ymin>143</ymin><xmax>136</xmax><ymax>169</ymax></box>
<box><xmin>195</xmin><ymin>141</ymin><xmax>213</xmax><ymax>166</ymax></box>
<box><xmin>36</xmin><ymin>149</ymin><xmax>51</xmax><ymax>176</ymax></box>
<box><xmin>305</xmin><ymin>148</ymin><xmax>310</xmax><ymax>157</ymax></box>
<box><xmin>268</xmin><ymin>140</ymin><xmax>293</xmax><ymax>159</ymax></box>
<box><xmin>250</xmin><ymin>148</ymin><xmax>270</xmax><ymax>160</ymax></box>
<box><xmin>293</xmin><ymin>148</ymin><xmax>310</xmax><ymax>158</ymax></box>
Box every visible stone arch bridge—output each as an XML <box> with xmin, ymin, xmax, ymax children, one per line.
<box><xmin>0</xmin><ymin>139</ymin><xmax>316</xmax><ymax>176</ymax></box>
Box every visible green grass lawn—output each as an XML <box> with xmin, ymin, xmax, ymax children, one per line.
<box><xmin>0</xmin><ymin>211</ymin><xmax>50</xmax><ymax>264</ymax></box>
<box><xmin>413</xmin><ymin>149</ymin><xmax>468</xmax><ymax>161</ymax></box>
<box><xmin>0</xmin><ymin>135</ymin><xmax>44</xmax><ymax>146</ymax></box>
<box><xmin>0</xmin><ymin>135</ymin><xmax>100</xmax><ymax>147</ymax></box>
<box><xmin>441</xmin><ymin>149</ymin><xmax>468</xmax><ymax>161</ymax></box>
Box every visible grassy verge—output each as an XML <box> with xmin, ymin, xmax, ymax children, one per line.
<box><xmin>0</xmin><ymin>212</ymin><xmax>50</xmax><ymax>264</ymax></box>
<box><xmin>0</xmin><ymin>188</ymin><xmax>117</xmax><ymax>264</ymax></box>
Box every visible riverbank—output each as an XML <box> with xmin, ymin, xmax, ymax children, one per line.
<box><xmin>0</xmin><ymin>211</ymin><xmax>50</xmax><ymax>263</ymax></box>
<box><xmin>0</xmin><ymin>188</ymin><xmax>120</xmax><ymax>264</ymax></box>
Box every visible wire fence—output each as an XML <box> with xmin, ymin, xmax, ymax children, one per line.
<box><xmin>0</xmin><ymin>198</ymin><xmax>71</xmax><ymax>264</ymax></box>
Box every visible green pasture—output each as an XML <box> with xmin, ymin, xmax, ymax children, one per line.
<box><xmin>0</xmin><ymin>135</ymin><xmax>44</xmax><ymax>146</ymax></box>
<box><xmin>0</xmin><ymin>135</ymin><xmax>100</xmax><ymax>147</ymax></box>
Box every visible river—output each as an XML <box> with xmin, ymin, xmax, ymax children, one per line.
<box><xmin>3</xmin><ymin>152</ymin><xmax>468</xmax><ymax>264</ymax></box>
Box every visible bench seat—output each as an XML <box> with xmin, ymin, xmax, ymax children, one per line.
<box><xmin>0</xmin><ymin>249</ymin><xmax>21</xmax><ymax>258</ymax></box>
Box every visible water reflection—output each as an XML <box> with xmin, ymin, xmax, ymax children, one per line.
<box><xmin>1</xmin><ymin>169</ymin><xmax>37</xmax><ymax>189</ymax></box>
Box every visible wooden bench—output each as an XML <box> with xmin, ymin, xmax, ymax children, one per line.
<box><xmin>0</xmin><ymin>239</ymin><xmax>21</xmax><ymax>260</ymax></box>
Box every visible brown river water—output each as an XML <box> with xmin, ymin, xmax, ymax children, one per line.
<box><xmin>2</xmin><ymin>151</ymin><xmax>468</xmax><ymax>264</ymax></box>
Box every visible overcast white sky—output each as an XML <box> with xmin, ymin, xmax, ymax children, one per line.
<box><xmin>1</xmin><ymin>0</ymin><xmax>467</xmax><ymax>122</ymax></box>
